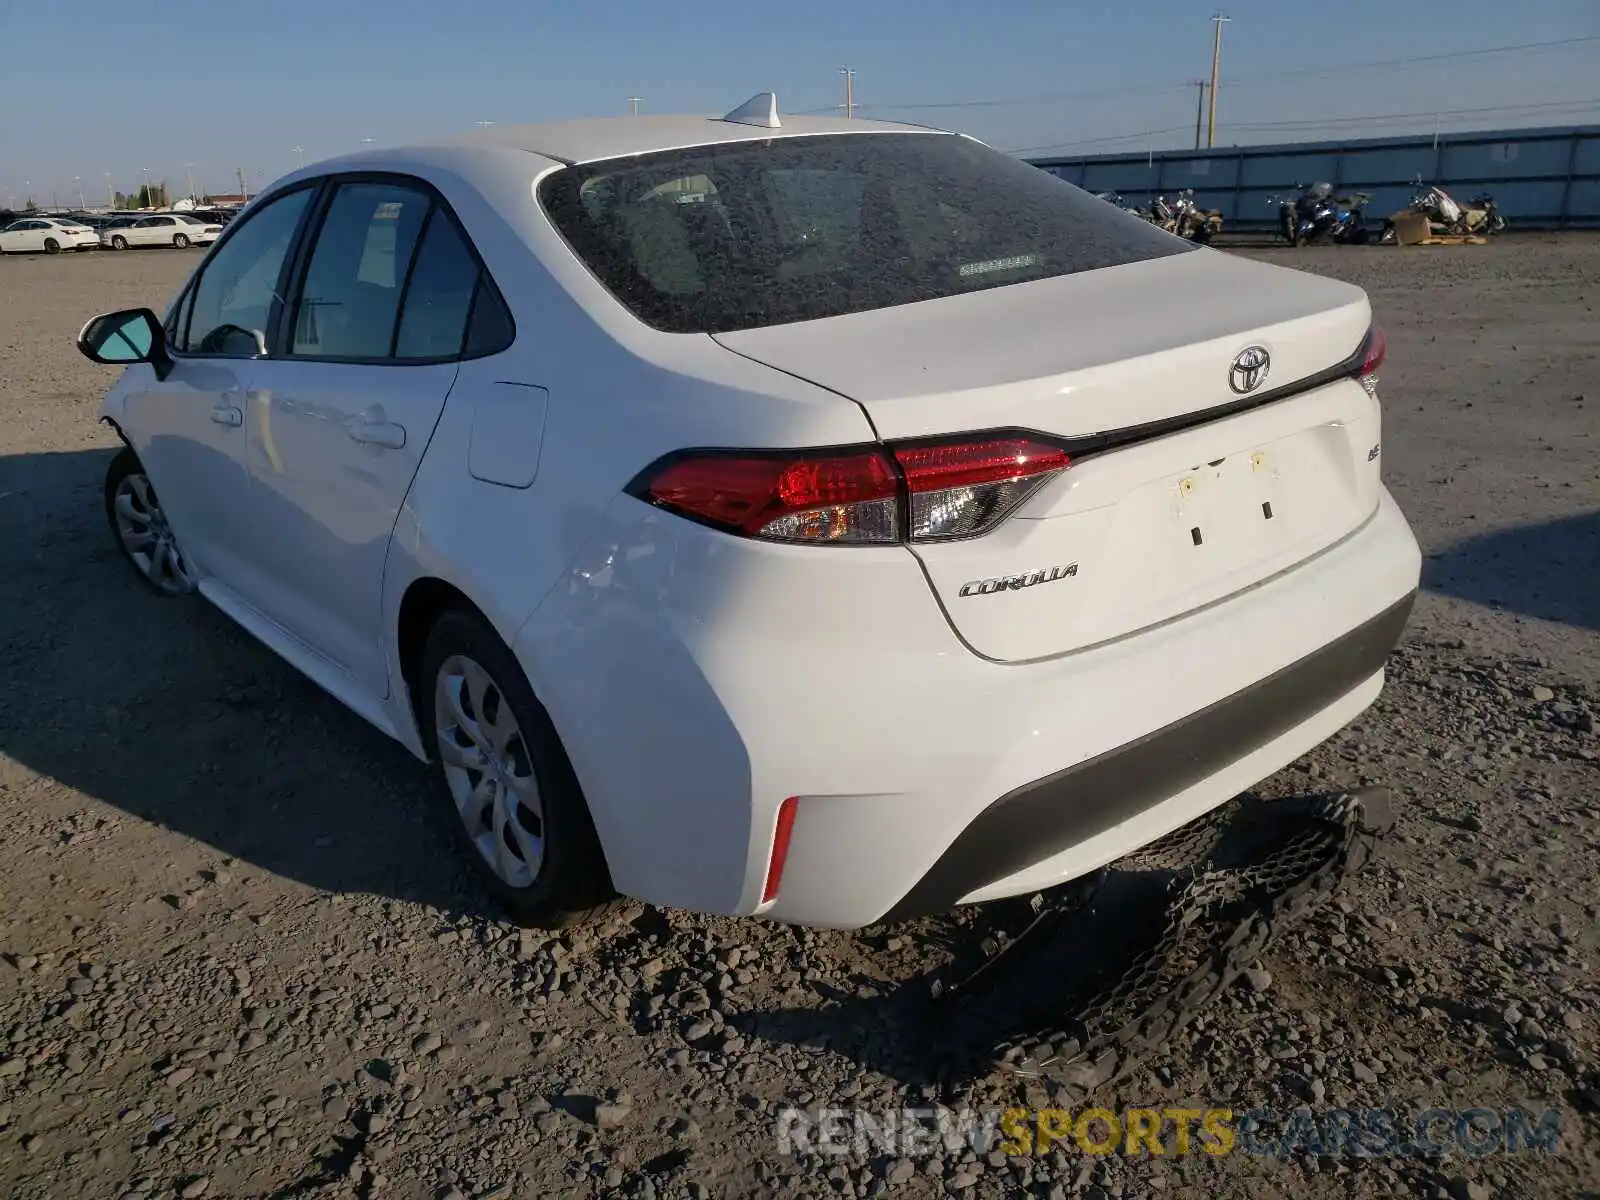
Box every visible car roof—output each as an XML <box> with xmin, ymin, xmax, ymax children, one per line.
<box><xmin>445</xmin><ymin>111</ymin><xmax>942</xmax><ymax>166</ymax></box>
<box><xmin>256</xmin><ymin>100</ymin><xmax>962</xmax><ymax>212</ymax></box>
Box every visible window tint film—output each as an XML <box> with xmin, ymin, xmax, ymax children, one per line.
<box><xmin>393</xmin><ymin>210</ymin><xmax>480</xmax><ymax>359</ymax></box>
<box><xmin>290</xmin><ymin>183</ymin><xmax>430</xmax><ymax>359</ymax></box>
<box><xmin>182</xmin><ymin>187</ymin><xmax>314</xmax><ymax>356</ymax></box>
<box><xmin>538</xmin><ymin>132</ymin><xmax>1193</xmax><ymax>334</ymax></box>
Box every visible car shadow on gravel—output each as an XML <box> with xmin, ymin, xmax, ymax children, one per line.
<box><xmin>0</xmin><ymin>447</ymin><xmax>499</xmax><ymax>922</ymax></box>
<box><xmin>1422</xmin><ymin>510</ymin><xmax>1600</xmax><ymax>631</ymax></box>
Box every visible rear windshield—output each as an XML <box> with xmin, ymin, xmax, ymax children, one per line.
<box><xmin>538</xmin><ymin>132</ymin><xmax>1193</xmax><ymax>334</ymax></box>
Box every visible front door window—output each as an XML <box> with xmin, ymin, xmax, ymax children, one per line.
<box><xmin>180</xmin><ymin>187</ymin><xmax>315</xmax><ymax>357</ymax></box>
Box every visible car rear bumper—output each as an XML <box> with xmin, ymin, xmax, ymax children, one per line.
<box><xmin>878</xmin><ymin>590</ymin><xmax>1412</xmax><ymax>921</ymax></box>
<box><xmin>517</xmin><ymin>487</ymin><xmax>1421</xmax><ymax>929</ymax></box>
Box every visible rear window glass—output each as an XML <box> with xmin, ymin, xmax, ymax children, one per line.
<box><xmin>538</xmin><ymin>132</ymin><xmax>1193</xmax><ymax>334</ymax></box>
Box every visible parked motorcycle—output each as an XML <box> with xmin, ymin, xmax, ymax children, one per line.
<box><xmin>1136</xmin><ymin>189</ymin><xmax>1222</xmax><ymax>242</ymax></box>
<box><xmin>1093</xmin><ymin>190</ymin><xmax>1144</xmax><ymax>217</ymax></box>
<box><xmin>1271</xmin><ymin>183</ymin><xmax>1371</xmax><ymax>246</ymax></box>
<box><xmin>1171</xmin><ymin>190</ymin><xmax>1223</xmax><ymax>243</ymax></box>
<box><xmin>1469</xmin><ymin>191</ymin><xmax>1509</xmax><ymax>236</ymax></box>
<box><xmin>1141</xmin><ymin>192</ymin><xmax>1176</xmax><ymax>229</ymax></box>
<box><xmin>1380</xmin><ymin>180</ymin><xmax>1507</xmax><ymax>242</ymax></box>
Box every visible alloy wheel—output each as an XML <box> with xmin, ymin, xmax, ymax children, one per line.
<box><xmin>112</xmin><ymin>471</ymin><xmax>194</xmax><ymax>594</ymax></box>
<box><xmin>434</xmin><ymin>654</ymin><xmax>546</xmax><ymax>888</ymax></box>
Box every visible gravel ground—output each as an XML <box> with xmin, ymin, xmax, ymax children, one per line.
<box><xmin>1</xmin><ymin>237</ymin><xmax>1596</xmax><ymax>1200</ymax></box>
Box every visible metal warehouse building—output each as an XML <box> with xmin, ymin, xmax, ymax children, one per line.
<box><xmin>1028</xmin><ymin>124</ymin><xmax>1600</xmax><ymax>228</ymax></box>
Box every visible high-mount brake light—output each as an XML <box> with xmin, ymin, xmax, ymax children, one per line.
<box><xmin>632</xmin><ymin>435</ymin><xmax>1072</xmax><ymax>545</ymax></box>
<box><xmin>1356</xmin><ymin>322</ymin><xmax>1386</xmax><ymax>396</ymax></box>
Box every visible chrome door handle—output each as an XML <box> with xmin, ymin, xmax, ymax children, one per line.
<box><xmin>210</xmin><ymin>405</ymin><xmax>243</xmax><ymax>427</ymax></box>
<box><xmin>348</xmin><ymin>420</ymin><xmax>406</xmax><ymax>449</ymax></box>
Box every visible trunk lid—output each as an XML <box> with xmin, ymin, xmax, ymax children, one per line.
<box><xmin>715</xmin><ymin>250</ymin><xmax>1386</xmax><ymax>661</ymax></box>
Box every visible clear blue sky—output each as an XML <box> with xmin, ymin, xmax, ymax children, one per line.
<box><xmin>2</xmin><ymin>0</ymin><xmax>1596</xmax><ymax>207</ymax></box>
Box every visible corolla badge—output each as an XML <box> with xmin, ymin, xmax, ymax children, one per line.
<box><xmin>1228</xmin><ymin>345</ymin><xmax>1271</xmax><ymax>394</ymax></box>
<box><xmin>958</xmin><ymin>563</ymin><xmax>1078</xmax><ymax>598</ymax></box>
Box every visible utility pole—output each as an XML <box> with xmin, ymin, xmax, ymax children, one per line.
<box><xmin>628</xmin><ymin>97</ymin><xmax>641</xmax><ymax>116</ymax></box>
<box><xmin>840</xmin><ymin>67</ymin><xmax>855</xmax><ymax>119</ymax></box>
<box><xmin>237</xmin><ymin>167</ymin><xmax>247</xmax><ymax>201</ymax></box>
<box><xmin>74</xmin><ymin>176</ymin><xmax>85</xmax><ymax>209</ymax></box>
<box><xmin>141</xmin><ymin>167</ymin><xmax>151</xmax><ymax>208</ymax></box>
<box><xmin>1192</xmin><ymin>80</ymin><xmax>1208</xmax><ymax>150</ymax></box>
<box><xmin>1206</xmin><ymin>13</ymin><xmax>1230</xmax><ymax>148</ymax></box>
<box><xmin>184</xmin><ymin>163</ymin><xmax>197</xmax><ymax>204</ymax></box>
<box><xmin>105</xmin><ymin>172</ymin><xmax>114</xmax><ymax>208</ymax></box>
<box><xmin>291</xmin><ymin>145</ymin><xmax>305</xmax><ymax>170</ymax></box>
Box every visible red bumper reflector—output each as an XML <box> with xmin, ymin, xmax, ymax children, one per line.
<box><xmin>763</xmin><ymin>796</ymin><xmax>799</xmax><ymax>903</ymax></box>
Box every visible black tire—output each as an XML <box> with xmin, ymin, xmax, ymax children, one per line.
<box><xmin>173</xmin><ymin>233</ymin><xmax>189</xmax><ymax>249</ymax></box>
<box><xmin>111</xmin><ymin>235</ymin><xmax>127</xmax><ymax>251</ymax></box>
<box><xmin>103</xmin><ymin>446</ymin><xmax>195</xmax><ymax>597</ymax></box>
<box><xmin>43</xmin><ymin>238</ymin><xmax>60</xmax><ymax>254</ymax></box>
<box><xmin>417</xmin><ymin>608</ymin><xmax>616</xmax><ymax>927</ymax></box>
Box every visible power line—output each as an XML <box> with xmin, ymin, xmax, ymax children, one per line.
<box><xmin>831</xmin><ymin>35</ymin><xmax>1599</xmax><ymax>116</ymax></box>
<box><xmin>1228</xmin><ymin>96</ymin><xmax>1600</xmax><ymax>131</ymax></box>
<box><xmin>1004</xmin><ymin>96</ymin><xmax>1600</xmax><ymax>156</ymax></box>
<box><xmin>1009</xmin><ymin>126</ymin><xmax>1194</xmax><ymax>155</ymax></box>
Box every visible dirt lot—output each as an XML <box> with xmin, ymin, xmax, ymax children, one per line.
<box><xmin>1</xmin><ymin>238</ymin><xmax>1597</xmax><ymax>1200</ymax></box>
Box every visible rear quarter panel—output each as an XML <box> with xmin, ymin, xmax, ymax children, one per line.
<box><xmin>375</xmin><ymin>146</ymin><xmax>877</xmax><ymax>752</ymax></box>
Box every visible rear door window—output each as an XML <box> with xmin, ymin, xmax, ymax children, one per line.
<box><xmin>288</xmin><ymin>183</ymin><xmax>431</xmax><ymax>360</ymax></box>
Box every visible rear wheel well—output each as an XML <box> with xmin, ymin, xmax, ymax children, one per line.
<box><xmin>397</xmin><ymin>578</ymin><xmax>488</xmax><ymax>730</ymax></box>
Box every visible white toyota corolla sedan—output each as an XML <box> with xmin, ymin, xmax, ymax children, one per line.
<box><xmin>76</xmin><ymin>93</ymin><xmax>1421</xmax><ymax>929</ymax></box>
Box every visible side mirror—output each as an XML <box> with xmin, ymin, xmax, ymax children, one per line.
<box><xmin>77</xmin><ymin>308</ymin><xmax>174</xmax><ymax>380</ymax></box>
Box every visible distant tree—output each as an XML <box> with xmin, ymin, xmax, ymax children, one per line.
<box><xmin>131</xmin><ymin>183</ymin><xmax>170</xmax><ymax>209</ymax></box>
<box><xmin>23</xmin><ymin>197</ymin><xmax>39</xmax><ymax>212</ymax></box>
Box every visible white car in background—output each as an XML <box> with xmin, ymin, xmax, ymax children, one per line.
<box><xmin>0</xmin><ymin>216</ymin><xmax>100</xmax><ymax>253</ymax></box>
<box><xmin>75</xmin><ymin>93</ymin><xmax>1421</xmax><ymax>930</ymax></box>
<box><xmin>100</xmin><ymin>212</ymin><xmax>220</xmax><ymax>251</ymax></box>
<box><xmin>170</xmin><ymin>211</ymin><xmax>225</xmax><ymax>244</ymax></box>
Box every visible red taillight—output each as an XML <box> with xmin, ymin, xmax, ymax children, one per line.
<box><xmin>633</xmin><ymin>435</ymin><xmax>1071</xmax><ymax>545</ymax></box>
<box><xmin>641</xmin><ymin>450</ymin><xmax>900</xmax><ymax>543</ymax></box>
<box><xmin>893</xmin><ymin>437</ymin><xmax>1071</xmax><ymax>541</ymax></box>
<box><xmin>762</xmin><ymin>796</ymin><xmax>799</xmax><ymax>904</ymax></box>
<box><xmin>1357</xmin><ymin>323</ymin><xmax>1386</xmax><ymax>388</ymax></box>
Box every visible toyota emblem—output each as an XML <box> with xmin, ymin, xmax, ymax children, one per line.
<box><xmin>1229</xmin><ymin>345</ymin><xmax>1271</xmax><ymax>394</ymax></box>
